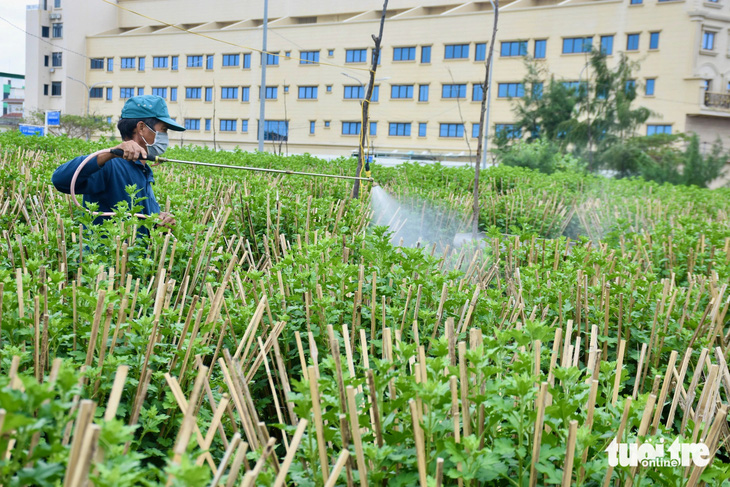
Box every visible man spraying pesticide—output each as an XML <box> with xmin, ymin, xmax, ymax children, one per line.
<box><xmin>52</xmin><ymin>95</ymin><xmax>184</xmax><ymax>230</ymax></box>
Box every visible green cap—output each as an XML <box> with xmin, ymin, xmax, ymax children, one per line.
<box><xmin>120</xmin><ymin>95</ymin><xmax>185</xmax><ymax>131</ymax></box>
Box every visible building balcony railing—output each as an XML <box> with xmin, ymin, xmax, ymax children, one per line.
<box><xmin>704</xmin><ymin>91</ymin><xmax>730</xmax><ymax>111</ymax></box>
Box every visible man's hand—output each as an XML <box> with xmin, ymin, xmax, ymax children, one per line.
<box><xmin>114</xmin><ymin>140</ymin><xmax>148</xmax><ymax>163</ymax></box>
<box><xmin>97</xmin><ymin>140</ymin><xmax>148</xmax><ymax>167</ymax></box>
<box><xmin>158</xmin><ymin>211</ymin><xmax>176</xmax><ymax>230</ymax></box>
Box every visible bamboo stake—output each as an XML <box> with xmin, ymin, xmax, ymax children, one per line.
<box><xmin>272</xmin><ymin>419</ymin><xmax>308</xmax><ymax>487</ymax></box>
<box><xmin>346</xmin><ymin>386</ymin><xmax>368</xmax><ymax>487</ymax></box>
<box><xmin>529</xmin><ymin>382</ymin><xmax>548</xmax><ymax>487</ymax></box>
<box><xmin>324</xmin><ymin>450</ymin><xmax>351</xmax><ymax>487</ymax></box>
<box><xmin>561</xmin><ymin>420</ymin><xmax>578</xmax><ymax>487</ymax></box>
<box><xmin>308</xmin><ymin>365</ymin><xmax>330</xmax><ymax>484</ymax></box>
<box><xmin>410</xmin><ymin>399</ymin><xmax>428</xmax><ymax>487</ymax></box>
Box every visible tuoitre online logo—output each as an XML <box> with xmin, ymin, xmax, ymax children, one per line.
<box><xmin>606</xmin><ymin>438</ymin><xmax>711</xmax><ymax>467</ymax></box>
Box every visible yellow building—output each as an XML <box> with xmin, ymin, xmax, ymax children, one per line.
<box><xmin>25</xmin><ymin>0</ymin><xmax>730</xmax><ymax>158</ymax></box>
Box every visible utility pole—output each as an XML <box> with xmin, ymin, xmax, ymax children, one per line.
<box><xmin>257</xmin><ymin>0</ymin><xmax>269</xmax><ymax>152</ymax></box>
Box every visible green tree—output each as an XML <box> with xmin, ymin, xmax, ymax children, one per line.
<box><xmin>22</xmin><ymin>110</ymin><xmax>113</xmax><ymax>140</ymax></box>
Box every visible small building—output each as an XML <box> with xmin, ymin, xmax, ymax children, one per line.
<box><xmin>0</xmin><ymin>73</ymin><xmax>25</xmax><ymax>131</ymax></box>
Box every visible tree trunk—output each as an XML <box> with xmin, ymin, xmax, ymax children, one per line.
<box><xmin>352</xmin><ymin>0</ymin><xmax>389</xmax><ymax>199</ymax></box>
<box><xmin>473</xmin><ymin>0</ymin><xmax>500</xmax><ymax>237</ymax></box>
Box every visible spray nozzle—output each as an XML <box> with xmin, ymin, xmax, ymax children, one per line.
<box><xmin>365</xmin><ymin>155</ymin><xmax>372</xmax><ymax>179</ymax></box>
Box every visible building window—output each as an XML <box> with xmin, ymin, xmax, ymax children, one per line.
<box><xmin>121</xmin><ymin>57</ymin><xmax>136</xmax><ymax>69</ymax></box>
<box><xmin>472</xmin><ymin>124</ymin><xmax>481</xmax><ymax>138</ymax></box>
<box><xmin>243</xmin><ymin>53</ymin><xmax>251</xmax><ymax>68</ymax></box>
<box><xmin>284</xmin><ymin>51</ymin><xmax>291</xmax><ymax>58</ymax></box>
<box><xmin>445</xmin><ymin>44</ymin><xmax>469</xmax><ymax>59</ymax></box>
<box><xmin>421</xmin><ymin>45</ymin><xmax>431</xmax><ymax>63</ymax></box>
<box><xmin>171</xmin><ymin>56</ymin><xmax>179</xmax><ymax>70</ymax></box>
<box><xmin>625</xmin><ymin>80</ymin><xmax>636</xmax><ymax>94</ymax></box>
<box><xmin>242</xmin><ymin>120</ymin><xmax>249</xmax><ymax>132</ymax></box>
<box><xmin>106</xmin><ymin>87</ymin><xmax>112</xmax><ymax>100</ymax></box>
<box><xmin>186</xmin><ymin>87</ymin><xmax>202</xmax><ymax>99</ymax></box>
<box><xmin>626</xmin><ymin>34</ymin><xmax>640</xmax><ymax>51</ymax></box>
<box><xmin>562</xmin><ymin>37</ymin><xmax>592</xmax><ymax>54</ymax></box>
<box><xmin>534</xmin><ymin>40</ymin><xmax>547</xmax><ymax>59</ymax></box>
<box><xmin>702</xmin><ymin>79</ymin><xmax>712</xmax><ymax>91</ymax></box>
<box><xmin>205</xmin><ymin>119</ymin><xmax>211</xmax><ymax>131</ymax></box>
<box><xmin>649</xmin><ymin>32</ymin><xmax>660</xmax><ymax>50</ymax></box>
<box><xmin>472</xmin><ymin>84</ymin><xmax>483</xmax><ymax>101</ymax></box>
<box><xmin>475</xmin><ymin>43</ymin><xmax>487</xmax><ymax>61</ymax></box>
<box><xmin>389</xmin><ymin>122</ymin><xmax>411</xmax><ymax>136</ymax></box>
<box><xmin>497</xmin><ymin>83</ymin><xmax>525</xmax><ymax>98</ymax></box>
<box><xmin>52</xmin><ymin>52</ymin><xmax>62</xmax><ymax>67</ymax></box>
<box><xmin>262</xmin><ymin>120</ymin><xmax>288</xmax><ymax>140</ymax></box>
<box><xmin>418</xmin><ymin>122</ymin><xmax>427</xmax><ymax>137</ymax></box>
<box><xmin>346</xmin><ymin>49</ymin><xmax>367</xmax><ymax>63</ymax></box>
<box><xmin>344</xmin><ymin>85</ymin><xmax>364</xmax><ymax>99</ymax></box>
<box><xmin>495</xmin><ymin>124</ymin><xmax>521</xmax><ymax>139</ymax></box>
<box><xmin>418</xmin><ymin>84</ymin><xmax>429</xmax><ymax>102</ymax></box>
<box><xmin>647</xmin><ymin>124</ymin><xmax>671</xmax><ymax>135</ymax></box>
<box><xmin>42</xmin><ymin>26</ymin><xmax>49</xmax><ymax>38</ymax></box>
<box><xmin>52</xmin><ymin>23</ymin><xmax>62</xmax><ymax>38</ymax></box>
<box><xmin>44</xmin><ymin>55</ymin><xmax>49</xmax><ymax>67</ymax></box>
<box><xmin>54</xmin><ymin>0</ymin><xmax>61</xmax><ymax>7</ymax></box>
<box><xmin>265</xmin><ymin>86</ymin><xmax>278</xmax><ymax>99</ymax></box>
<box><xmin>107</xmin><ymin>58</ymin><xmax>114</xmax><ymax>72</ymax></box>
<box><xmin>393</xmin><ymin>47</ymin><xmax>416</xmax><ymax>61</ymax></box>
<box><xmin>153</xmin><ymin>56</ymin><xmax>168</xmax><ymax>68</ymax></box>
<box><xmin>310</xmin><ymin>121</ymin><xmax>316</xmax><ymax>134</ymax></box>
<box><xmin>600</xmin><ymin>35</ymin><xmax>614</xmax><ymax>55</ymax></box>
<box><xmin>204</xmin><ymin>54</ymin><xmax>213</xmax><ymax>70</ymax></box>
<box><xmin>221</xmin><ymin>87</ymin><xmax>238</xmax><ymax>99</ymax></box>
<box><xmin>187</xmin><ymin>55</ymin><xmax>203</xmax><ymax>68</ymax></box>
<box><xmin>324</xmin><ymin>120</ymin><xmax>330</xmax><ymax>128</ymax></box>
<box><xmin>532</xmin><ymin>82</ymin><xmax>544</xmax><ymax>99</ymax></box>
<box><xmin>442</xmin><ymin>84</ymin><xmax>467</xmax><ymax>98</ymax></box>
<box><xmin>328</xmin><ymin>49</ymin><xmax>334</xmax><ymax>57</ymax></box>
<box><xmin>298</xmin><ymin>86</ymin><xmax>318</xmax><ymax>99</ymax></box>
<box><xmin>264</xmin><ymin>52</ymin><xmax>280</xmax><ymax>65</ymax></box>
<box><xmin>89</xmin><ymin>87</ymin><xmax>103</xmax><ymax>98</ymax></box>
<box><xmin>242</xmin><ymin>86</ymin><xmax>250</xmax><ymax>101</ymax></box>
<box><xmin>220</xmin><ymin>119</ymin><xmax>237</xmax><ymax>132</ymax></box>
<box><xmin>439</xmin><ymin>123</ymin><xmax>464</xmax><ymax>137</ymax></box>
<box><xmin>500</xmin><ymin>41</ymin><xmax>528</xmax><ymax>57</ymax></box>
<box><xmin>645</xmin><ymin>79</ymin><xmax>655</xmax><ymax>96</ymax></box>
<box><xmin>391</xmin><ymin>85</ymin><xmax>414</xmax><ymax>99</ymax></box>
<box><xmin>326</xmin><ymin>85</ymin><xmax>333</xmax><ymax>93</ymax></box>
<box><xmin>370</xmin><ymin>121</ymin><xmax>377</xmax><ymax>136</ymax></box>
<box><xmin>184</xmin><ymin>118</ymin><xmax>200</xmax><ymax>130</ymax></box>
<box><xmin>223</xmin><ymin>54</ymin><xmax>240</xmax><ymax>67</ymax></box>
<box><xmin>300</xmin><ymin>51</ymin><xmax>320</xmax><ymax>64</ymax></box>
<box><xmin>342</xmin><ymin>122</ymin><xmax>361</xmax><ymax>135</ymax></box>
<box><xmin>205</xmin><ymin>87</ymin><xmax>213</xmax><ymax>101</ymax></box>
<box><xmin>107</xmin><ymin>117</ymin><xmax>112</xmax><ymax>124</ymax></box>
<box><xmin>152</xmin><ymin>87</ymin><xmax>167</xmax><ymax>99</ymax></box>
<box><xmin>137</xmin><ymin>87</ymin><xmax>144</xmax><ymax>96</ymax></box>
<box><xmin>170</xmin><ymin>87</ymin><xmax>177</xmax><ymax>101</ymax></box>
<box><xmin>43</xmin><ymin>84</ymin><xmax>49</xmax><ymax>96</ymax></box>
<box><xmin>702</xmin><ymin>31</ymin><xmax>716</xmax><ymax>50</ymax></box>
<box><xmin>120</xmin><ymin>87</ymin><xmax>134</xmax><ymax>99</ymax></box>
<box><xmin>136</xmin><ymin>57</ymin><xmax>144</xmax><ymax>71</ymax></box>
<box><xmin>630</xmin><ymin>0</ymin><xmax>642</xmax><ymax>4</ymax></box>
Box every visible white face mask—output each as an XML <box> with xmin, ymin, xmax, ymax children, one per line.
<box><xmin>142</xmin><ymin>123</ymin><xmax>169</xmax><ymax>157</ymax></box>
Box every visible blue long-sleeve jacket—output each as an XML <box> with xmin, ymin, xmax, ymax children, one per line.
<box><xmin>52</xmin><ymin>154</ymin><xmax>161</xmax><ymax>221</ymax></box>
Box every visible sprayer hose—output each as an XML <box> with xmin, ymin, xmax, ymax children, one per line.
<box><xmin>159</xmin><ymin>157</ymin><xmax>375</xmax><ymax>182</ymax></box>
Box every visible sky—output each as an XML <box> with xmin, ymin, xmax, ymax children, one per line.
<box><xmin>0</xmin><ymin>0</ymin><xmax>39</xmax><ymax>76</ymax></box>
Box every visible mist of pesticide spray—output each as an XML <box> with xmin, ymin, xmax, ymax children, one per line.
<box><xmin>369</xmin><ymin>185</ymin><xmax>472</xmax><ymax>249</ymax></box>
